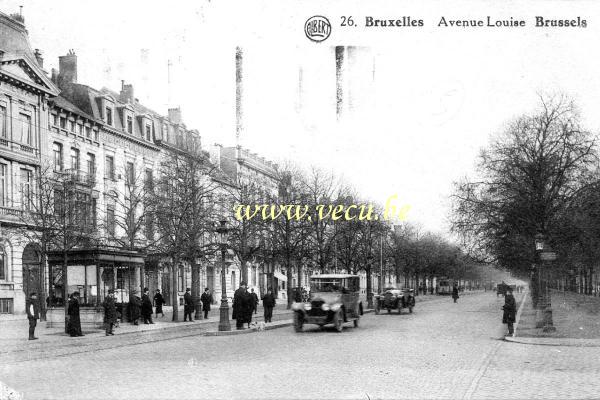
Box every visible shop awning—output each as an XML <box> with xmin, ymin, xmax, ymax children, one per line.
<box><xmin>274</xmin><ymin>271</ymin><xmax>287</xmax><ymax>281</ymax></box>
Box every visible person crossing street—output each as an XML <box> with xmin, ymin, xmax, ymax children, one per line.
<box><xmin>26</xmin><ymin>292</ymin><xmax>39</xmax><ymax>340</ymax></box>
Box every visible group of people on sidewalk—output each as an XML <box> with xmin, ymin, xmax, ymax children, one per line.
<box><xmin>232</xmin><ymin>282</ymin><xmax>276</xmax><ymax>329</ymax></box>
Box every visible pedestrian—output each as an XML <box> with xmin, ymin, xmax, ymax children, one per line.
<box><xmin>67</xmin><ymin>292</ymin><xmax>84</xmax><ymax>337</ymax></box>
<box><xmin>244</xmin><ymin>288</ymin><xmax>254</xmax><ymax>328</ymax></box>
<box><xmin>183</xmin><ymin>288</ymin><xmax>194</xmax><ymax>322</ymax></box>
<box><xmin>261</xmin><ymin>288</ymin><xmax>276</xmax><ymax>323</ymax></box>
<box><xmin>502</xmin><ymin>287</ymin><xmax>517</xmax><ymax>336</ymax></box>
<box><xmin>250</xmin><ymin>288</ymin><xmax>259</xmax><ymax>314</ymax></box>
<box><xmin>153</xmin><ymin>289</ymin><xmax>165</xmax><ymax>317</ymax></box>
<box><xmin>452</xmin><ymin>284</ymin><xmax>459</xmax><ymax>303</ymax></box>
<box><xmin>26</xmin><ymin>292</ymin><xmax>39</xmax><ymax>340</ymax></box>
<box><xmin>232</xmin><ymin>281</ymin><xmax>249</xmax><ymax>330</ymax></box>
<box><xmin>200</xmin><ymin>288</ymin><xmax>213</xmax><ymax>319</ymax></box>
<box><xmin>103</xmin><ymin>289</ymin><xmax>117</xmax><ymax>336</ymax></box>
<box><xmin>129</xmin><ymin>290</ymin><xmax>141</xmax><ymax>325</ymax></box>
<box><xmin>141</xmin><ymin>287</ymin><xmax>154</xmax><ymax>324</ymax></box>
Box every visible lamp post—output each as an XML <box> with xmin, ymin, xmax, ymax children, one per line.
<box><xmin>216</xmin><ymin>220</ymin><xmax>231</xmax><ymax>332</ymax></box>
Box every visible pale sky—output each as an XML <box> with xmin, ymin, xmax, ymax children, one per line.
<box><xmin>5</xmin><ymin>0</ymin><xmax>600</xmax><ymax>236</ymax></box>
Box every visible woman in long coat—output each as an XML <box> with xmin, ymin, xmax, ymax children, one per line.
<box><xmin>502</xmin><ymin>288</ymin><xmax>517</xmax><ymax>335</ymax></box>
<box><xmin>233</xmin><ymin>283</ymin><xmax>249</xmax><ymax>329</ymax></box>
<box><xmin>141</xmin><ymin>288</ymin><xmax>154</xmax><ymax>324</ymax></box>
<box><xmin>452</xmin><ymin>284</ymin><xmax>460</xmax><ymax>303</ymax></box>
<box><xmin>67</xmin><ymin>292</ymin><xmax>83</xmax><ymax>337</ymax></box>
<box><xmin>153</xmin><ymin>289</ymin><xmax>165</xmax><ymax>317</ymax></box>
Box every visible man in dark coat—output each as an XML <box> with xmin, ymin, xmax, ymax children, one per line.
<box><xmin>200</xmin><ymin>288</ymin><xmax>213</xmax><ymax>319</ymax></box>
<box><xmin>250</xmin><ymin>288</ymin><xmax>259</xmax><ymax>314</ymax></box>
<box><xmin>67</xmin><ymin>292</ymin><xmax>84</xmax><ymax>337</ymax></box>
<box><xmin>103</xmin><ymin>289</ymin><xmax>117</xmax><ymax>336</ymax></box>
<box><xmin>261</xmin><ymin>288</ymin><xmax>276</xmax><ymax>323</ymax></box>
<box><xmin>502</xmin><ymin>288</ymin><xmax>517</xmax><ymax>335</ymax></box>
<box><xmin>141</xmin><ymin>288</ymin><xmax>154</xmax><ymax>324</ymax></box>
<box><xmin>183</xmin><ymin>288</ymin><xmax>194</xmax><ymax>322</ymax></box>
<box><xmin>26</xmin><ymin>292</ymin><xmax>39</xmax><ymax>340</ymax></box>
<box><xmin>233</xmin><ymin>282</ymin><xmax>249</xmax><ymax>329</ymax></box>
<box><xmin>452</xmin><ymin>284</ymin><xmax>459</xmax><ymax>303</ymax></box>
<box><xmin>129</xmin><ymin>290</ymin><xmax>141</xmax><ymax>325</ymax></box>
<box><xmin>153</xmin><ymin>289</ymin><xmax>165</xmax><ymax>318</ymax></box>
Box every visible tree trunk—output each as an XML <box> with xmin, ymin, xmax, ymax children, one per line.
<box><xmin>171</xmin><ymin>260</ymin><xmax>179</xmax><ymax>321</ymax></box>
<box><xmin>192</xmin><ymin>262</ymin><xmax>202</xmax><ymax>319</ymax></box>
<box><xmin>38</xmin><ymin>248</ymin><xmax>47</xmax><ymax>321</ymax></box>
<box><xmin>297</xmin><ymin>259</ymin><xmax>303</xmax><ymax>291</ymax></box>
<box><xmin>366</xmin><ymin>262</ymin><xmax>373</xmax><ymax>308</ymax></box>
<box><xmin>286</xmin><ymin>253</ymin><xmax>293</xmax><ymax>309</ymax></box>
<box><xmin>240</xmin><ymin>258</ymin><xmax>248</xmax><ymax>286</ymax></box>
<box><xmin>63</xmin><ymin>250</ymin><xmax>68</xmax><ymax>333</ymax></box>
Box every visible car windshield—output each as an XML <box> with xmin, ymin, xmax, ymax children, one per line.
<box><xmin>311</xmin><ymin>278</ymin><xmax>344</xmax><ymax>292</ymax></box>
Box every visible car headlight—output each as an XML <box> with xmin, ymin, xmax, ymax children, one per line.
<box><xmin>291</xmin><ymin>302</ymin><xmax>302</xmax><ymax>311</ymax></box>
<box><xmin>321</xmin><ymin>303</ymin><xmax>330</xmax><ymax>311</ymax></box>
<box><xmin>330</xmin><ymin>304</ymin><xmax>341</xmax><ymax>311</ymax></box>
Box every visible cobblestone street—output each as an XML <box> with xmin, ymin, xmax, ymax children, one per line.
<box><xmin>2</xmin><ymin>292</ymin><xmax>599</xmax><ymax>399</ymax></box>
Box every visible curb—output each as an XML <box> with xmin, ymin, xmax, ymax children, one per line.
<box><xmin>503</xmin><ymin>336</ymin><xmax>600</xmax><ymax>347</ymax></box>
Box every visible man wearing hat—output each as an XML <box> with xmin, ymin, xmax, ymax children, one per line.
<box><xmin>26</xmin><ymin>292</ymin><xmax>39</xmax><ymax>340</ymax></box>
<box><xmin>103</xmin><ymin>289</ymin><xmax>117</xmax><ymax>336</ymax></box>
<box><xmin>200</xmin><ymin>288</ymin><xmax>213</xmax><ymax>319</ymax></box>
<box><xmin>232</xmin><ymin>282</ymin><xmax>250</xmax><ymax>330</ymax></box>
<box><xmin>183</xmin><ymin>288</ymin><xmax>194</xmax><ymax>322</ymax></box>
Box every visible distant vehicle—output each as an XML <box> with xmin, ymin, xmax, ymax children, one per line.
<box><xmin>437</xmin><ymin>278</ymin><xmax>454</xmax><ymax>295</ymax></box>
<box><xmin>291</xmin><ymin>274</ymin><xmax>363</xmax><ymax>332</ymax></box>
<box><xmin>374</xmin><ymin>286</ymin><xmax>415</xmax><ymax>314</ymax></box>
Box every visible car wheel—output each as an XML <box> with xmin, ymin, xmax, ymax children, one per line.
<box><xmin>353</xmin><ymin>318</ymin><xmax>359</xmax><ymax>328</ymax></box>
<box><xmin>293</xmin><ymin>312</ymin><xmax>303</xmax><ymax>333</ymax></box>
<box><xmin>334</xmin><ymin>311</ymin><xmax>344</xmax><ymax>332</ymax></box>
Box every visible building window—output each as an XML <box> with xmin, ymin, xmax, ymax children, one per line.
<box><xmin>86</xmin><ymin>153</ymin><xmax>96</xmax><ymax>177</ymax></box>
<box><xmin>53</xmin><ymin>189</ymin><xmax>64</xmax><ymax>217</ymax></box>
<box><xmin>85</xmin><ymin>126</ymin><xmax>91</xmax><ymax>139</ymax></box>
<box><xmin>163</xmin><ymin>124</ymin><xmax>168</xmax><ymax>142</ymax></box>
<box><xmin>145</xmin><ymin>125</ymin><xmax>152</xmax><ymax>141</ymax></box>
<box><xmin>231</xmin><ymin>271</ymin><xmax>236</xmax><ymax>288</ymax></box>
<box><xmin>178</xmin><ymin>265</ymin><xmax>185</xmax><ymax>292</ymax></box>
<box><xmin>91</xmin><ymin>198</ymin><xmax>97</xmax><ymax>228</ymax></box>
<box><xmin>53</xmin><ymin>142</ymin><xmax>63</xmax><ymax>171</ymax></box>
<box><xmin>77</xmin><ymin>124</ymin><xmax>84</xmax><ymax>136</ymax></box>
<box><xmin>125</xmin><ymin>162</ymin><xmax>135</xmax><ymax>185</ymax></box>
<box><xmin>105</xmin><ymin>155</ymin><xmax>115</xmax><ymax>180</ymax></box>
<box><xmin>60</xmin><ymin>117</ymin><xmax>66</xmax><ymax>129</ymax></box>
<box><xmin>106</xmin><ymin>204</ymin><xmax>115</xmax><ymax>237</ymax></box>
<box><xmin>20</xmin><ymin>168</ymin><xmax>32</xmax><ymax>210</ymax></box>
<box><xmin>127</xmin><ymin>116</ymin><xmax>133</xmax><ymax>134</ymax></box>
<box><xmin>20</xmin><ymin>113</ymin><xmax>32</xmax><ymax>145</ymax></box>
<box><xmin>105</xmin><ymin>107</ymin><xmax>113</xmax><ymax>126</ymax></box>
<box><xmin>0</xmin><ymin>299</ymin><xmax>13</xmax><ymax>314</ymax></box>
<box><xmin>0</xmin><ymin>246</ymin><xmax>5</xmax><ymax>280</ymax></box>
<box><xmin>69</xmin><ymin>120</ymin><xmax>76</xmax><ymax>132</ymax></box>
<box><xmin>52</xmin><ymin>114</ymin><xmax>58</xmax><ymax>127</ymax></box>
<box><xmin>0</xmin><ymin>105</ymin><xmax>7</xmax><ymax>138</ymax></box>
<box><xmin>70</xmin><ymin>148</ymin><xmax>80</xmax><ymax>170</ymax></box>
<box><xmin>0</xmin><ymin>164</ymin><xmax>6</xmax><ymax>207</ymax></box>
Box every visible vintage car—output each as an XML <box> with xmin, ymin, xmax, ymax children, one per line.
<box><xmin>292</xmin><ymin>274</ymin><xmax>364</xmax><ymax>332</ymax></box>
<box><xmin>374</xmin><ymin>286</ymin><xmax>415</xmax><ymax>314</ymax></box>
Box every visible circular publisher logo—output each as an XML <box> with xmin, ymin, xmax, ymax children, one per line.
<box><xmin>305</xmin><ymin>16</ymin><xmax>331</xmax><ymax>42</ymax></box>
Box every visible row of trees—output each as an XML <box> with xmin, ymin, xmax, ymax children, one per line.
<box><xmin>451</xmin><ymin>94</ymin><xmax>600</xmax><ymax>295</ymax></box>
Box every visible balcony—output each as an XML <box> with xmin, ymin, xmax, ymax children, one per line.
<box><xmin>61</xmin><ymin>169</ymin><xmax>95</xmax><ymax>187</ymax></box>
<box><xmin>0</xmin><ymin>206</ymin><xmax>24</xmax><ymax>218</ymax></box>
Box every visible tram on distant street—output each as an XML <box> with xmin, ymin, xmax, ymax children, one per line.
<box><xmin>437</xmin><ymin>278</ymin><xmax>454</xmax><ymax>295</ymax></box>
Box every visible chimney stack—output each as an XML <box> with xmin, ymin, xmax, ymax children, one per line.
<box><xmin>57</xmin><ymin>49</ymin><xmax>77</xmax><ymax>90</ymax></box>
<box><xmin>119</xmin><ymin>80</ymin><xmax>135</xmax><ymax>104</ymax></box>
<box><xmin>168</xmin><ymin>107</ymin><xmax>182</xmax><ymax>124</ymax></box>
<box><xmin>33</xmin><ymin>49</ymin><xmax>43</xmax><ymax>69</ymax></box>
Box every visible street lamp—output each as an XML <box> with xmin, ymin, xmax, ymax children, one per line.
<box><xmin>216</xmin><ymin>220</ymin><xmax>231</xmax><ymax>332</ymax></box>
<box><xmin>534</xmin><ymin>232</ymin><xmax>556</xmax><ymax>332</ymax></box>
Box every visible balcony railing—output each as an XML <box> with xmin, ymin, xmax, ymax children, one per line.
<box><xmin>0</xmin><ymin>206</ymin><xmax>24</xmax><ymax>218</ymax></box>
<box><xmin>61</xmin><ymin>169</ymin><xmax>95</xmax><ymax>186</ymax></box>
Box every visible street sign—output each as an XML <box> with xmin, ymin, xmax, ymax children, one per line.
<box><xmin>540</xmin><ymin>252</ymin><xmax>557</xmax><ymax>261</ymax></box>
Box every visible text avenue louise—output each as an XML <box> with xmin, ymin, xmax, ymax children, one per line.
<box><xmin>353</xmin><ymin>16</ymin><xmax>587</xmax><ymax>28</ymax></box>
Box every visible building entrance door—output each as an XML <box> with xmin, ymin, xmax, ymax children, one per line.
<box><xmin>22</xmin><ymin>244</ymin><xmax>41</xmax><ymax>300</ymax></box>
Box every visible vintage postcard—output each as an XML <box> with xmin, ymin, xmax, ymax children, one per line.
<box><xmin>0</xmin><ymin>1</ymin><xmax>599</xmax><ymax>399</ymax></box>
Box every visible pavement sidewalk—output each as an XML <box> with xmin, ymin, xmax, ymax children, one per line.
<box><xmin>507</xmin><ymin>289</ymin><xmax>600</xmax><ymax>347</ymax></box>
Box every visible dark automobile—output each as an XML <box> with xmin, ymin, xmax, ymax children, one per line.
<box><xmin>292</xmin><ymin>274</ymin><xmax>363</xmax><ymax>333</ymax></box>
<box><xmin>374</xmin><ymin>286</ymin><xmax>415</xmax><ymax>314</ymax></box>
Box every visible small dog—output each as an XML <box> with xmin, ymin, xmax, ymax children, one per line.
<box><xmin>249</xmin><ymin>321</ymin><xmax>266</xmax><ymax>331</ymax></box>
